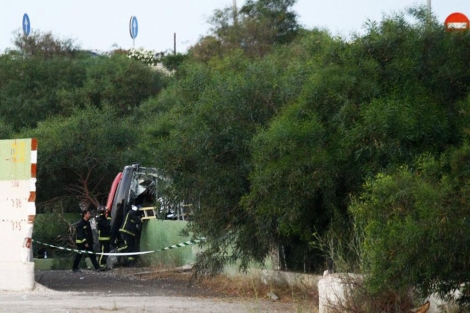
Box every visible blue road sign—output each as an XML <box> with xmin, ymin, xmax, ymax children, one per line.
<box><xmin>129</xmin><ymin>16</ymin><xmax>138</xmax><ymax>39</ymax></box>
<box><xmin>22</xmin><ymin>13</ymin><xmax>30</xmax><ymax>36</ymax></box>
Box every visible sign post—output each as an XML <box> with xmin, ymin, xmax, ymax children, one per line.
<box><xmin>22</xmin><ymin>13</ymin><xmax>30</xmax><ymax>36</ymax></box>
<box><xmin>129</xmin><ymin>16</ymin><xmax>139</xmax><ymax>47</ymax></box>
<box><xmin>444</xmin><ymin>12</ymin><xmax>469</xmax><ymax>31</ymax></box>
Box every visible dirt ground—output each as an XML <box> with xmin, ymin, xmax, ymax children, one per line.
<box><xmin>0</xmin><ymin>267</ymin><xmax>315</xmax><ymax>313</ymax></box>
<box><xmin>34</xmin><ymin>267</ymin><xmax>227</xmax><ymax>297</ymax></box>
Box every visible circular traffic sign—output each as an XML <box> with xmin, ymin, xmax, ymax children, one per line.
<box><xmin>22</xmin><ymin>13</ymin><xmax>31</xmax><ymax>36</ymax></box>
<box><xmin>129</xmin><ymin>16</ymin><xmax>138</xmax><ymax>39</ymax></box>
<box><xmin>444</xmin><ymin>12</ymin><xmax>469</xmax><ymax>32</ymax></box>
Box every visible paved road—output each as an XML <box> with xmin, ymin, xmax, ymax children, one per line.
<box><xmin>0</xmin><ymin>269</ymin><xmax>298</xmax><ymax>313</ymax></box>
<box><xmin>0</xmin><ymin>291</ymin><xmax>293</xmax><ymax>313</ymax></box>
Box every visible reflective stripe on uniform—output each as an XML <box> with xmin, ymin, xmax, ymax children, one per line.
<box><xmin>119</xmin><ymin>229</ymin><xmax>135</xmax><ymax>236</ymax></box>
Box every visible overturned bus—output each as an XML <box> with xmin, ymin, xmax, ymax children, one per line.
<box><xmin>106</xmin><ymin>163</ymin><xmax>162</xmax><ymax>245</ymax></box>
<box><xmin>105</xmin><ymin>164</ymin><xmax>189</xmax><ymax>245</ymax></box>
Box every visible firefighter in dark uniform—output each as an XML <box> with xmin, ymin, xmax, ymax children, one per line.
<box><xmin>118</xmin><ymin>205</ymin><xmax>142</xmax><ymax>265</ymax></box>
<box><xmin>72</xmin><ymin>208</ymin><xmax>103</xmax><ymax>272</ymax></box>
<box><xmin>95</xmin><ymin>206</ymin><xmax>111</xmax><ymax>269</ymax></box>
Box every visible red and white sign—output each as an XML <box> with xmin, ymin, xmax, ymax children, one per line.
<box><xmin>444</xmin><ymin>12</ymin><xmax>470</xmax><ymax>31</ymax></box>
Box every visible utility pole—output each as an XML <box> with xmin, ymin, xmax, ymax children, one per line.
<box><xmin>427</xmin><ymin>0</ymin><xmax>432</xmax><ymax>18</ymax></box>
<box><xmin>232</xmin><ymin>0</ymin><xmax>238</xmax><ymax>25</ymax></box>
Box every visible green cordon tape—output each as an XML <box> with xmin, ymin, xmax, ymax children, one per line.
<box><xmin>32</xmin><ymin>238</ymin><xmax>205</xmax><ymax>256</ymax></box>
<box><xmin>156</xmin><ymin>239</ymin><xmax>204</xmax><ymax>252</ymax></box>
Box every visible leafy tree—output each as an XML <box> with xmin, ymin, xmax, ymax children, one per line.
<box><xmin>191</xmin><ymin>0</ymin><xmax>300</xmax><ymax>59</ymax></box>
<box><xmin>339</xmin><ymin>8</ymin><xmax>470</xmax><ymax>307</ymax></box>
<box><xmin>0</xmin><ymin>53</ymin><xmax>86</xmax><ymax>130</ymax></box>
<box><xmin>188</xmin><ymin>36</ymin><xmax>223</xmax><ymax>63</ymax></box>
<box><xmin>3</xmin><ymin>3</ymin><xmax>470</xmax><ymax>308</ymax></box>
<box><xmin>0</xmin><ymin>46</ymin><xmax>166</xmax><ymax>131</ymax></box>
<box><xmin>350</xmin><ymin>148</ymin><xmax>470</xmax><ymax>306</ymax></box>
<box><xmin>139</xmin><ymin>49</ymin><xmax>310</xmax><ymax>271</ymax></box>
<box><xmin>10</xmin><ymin>30</ymin><xmax>80</xmax><ymax>59</ymax></box>
<box><xmin>22</xmin><ymin>106</ymin><xmax>139</xmax><ymax>212</ymax></box>
<box><xmin>161</xmin><ymin>52</ymin><xmax>189</xmax><ymax>71</ymax></box>
<box><xmin>63</xmin><ymin>53</ymin><xmax>167</xmax><ymax>114</ymax></box>
<box><xmin>239</xmin><ymin>0</ymin><xmax>300</xmax><ymax>44</ymax></box>
<box><xmin>0</xmin><ymin>118</ymin><xmax>14</xmax><ymax>139</ymax></box>
<box><xmin>153</xmin><ymin>6</ymin><xmax>470</xmax><ymax>286</ymax></box>
<box><xmin>242</xmin><ymin>102</ymin><xmax>334</xmax><ymax>271</ymax></box>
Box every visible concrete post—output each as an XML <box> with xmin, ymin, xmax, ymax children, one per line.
<box><xmin>0</xmin><ymin>139</ymin><xmax>37</xmax><ymax>291</ymax></box>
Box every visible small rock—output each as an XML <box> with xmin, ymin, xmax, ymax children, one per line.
<box><xmin>267</xmin><ymin>292</ymin><xmax>279</xmax><ymax>301</ymax></box>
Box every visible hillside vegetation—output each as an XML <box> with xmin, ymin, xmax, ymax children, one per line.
<box><xmin>2</xmin><ymin>1</ymin><xmax>470</xmax><ymax>309</ymax></box>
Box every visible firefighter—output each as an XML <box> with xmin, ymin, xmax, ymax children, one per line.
<box><xmin>72</xmin><ymin>208</ymin><xmax>103</xmax><ymax>272</ymax></box>
<box><xmin>118</xmin><ymin>205</ymin><xmax>142</xmax><ymax>266</ymax></box>
<box><xmin>96</xmin><ymin>205</ymin><xmax>111</xmax><ymax>269</ymax></box>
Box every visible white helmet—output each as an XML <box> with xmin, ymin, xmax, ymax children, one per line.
<box><xmin>131</xmin><ymin>205</ymin><xmax>138</xmax><ymax>211</ymax></box>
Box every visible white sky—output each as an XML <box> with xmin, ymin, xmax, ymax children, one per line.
<box><xmin>1</xmin><ymin>0</ymin><xmax>468</xmax><ymax>54</ymax></box>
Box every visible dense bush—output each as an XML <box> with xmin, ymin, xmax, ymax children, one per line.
<box><xmin>3</xmin><ymin>2</ymin><xmax>470</xmax><ymax>308</ymax></box>
<box><xmin>32</xmin><ymin>213</ymin><xmax>76</xmax><ymax>259</ymax></box>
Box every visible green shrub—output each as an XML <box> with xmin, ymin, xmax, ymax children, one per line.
<box><xmin>32</xmin><ymin>213</ymin><xmax>77</xmax><ymax>259</ymax></box>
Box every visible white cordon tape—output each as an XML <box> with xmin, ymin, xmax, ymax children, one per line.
<box><xmin>32</xmin><ymin>238</ymin><xmax>205</xmax><ymax>256</ymax></box>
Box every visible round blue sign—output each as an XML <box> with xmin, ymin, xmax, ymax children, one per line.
<box><xmin>22</xmin><ymin>13</ymin><xmax>31</xmax><ymax>36</ymax></box>
<box><xmin>129</xmin><ymin>16</ymin><xmax>138</xmax><ymax>39</ymax></box>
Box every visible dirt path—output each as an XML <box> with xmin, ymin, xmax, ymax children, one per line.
<box><xmin>0</xmin><ymin>268</ymin><xmax>302</xmax><ymax>313</ymax></box>
<box><xmin>34</xmin><ymin>268</ymin><xmax>223</xmax><ymax>297</ymax></box>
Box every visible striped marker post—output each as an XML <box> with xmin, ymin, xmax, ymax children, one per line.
<box><xmin>25</xmin><ymin>139</ymin><xmax>38</xmax><ymax>256</ymax></box>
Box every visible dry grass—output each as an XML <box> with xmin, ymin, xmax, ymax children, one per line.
<box><xmin>198</xmin><ymin>274</ymin><xmax>319</xmax><ymax>312</ymax></box>
<box><xmin>126</xmin><ymin>263</ymin><xmax>319</xmax><ymax>311</ymax></box>
<box><xmin>141</xmin><ymin>267</ymin><xmax>318</xmax><ymax>311</ymax></box>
